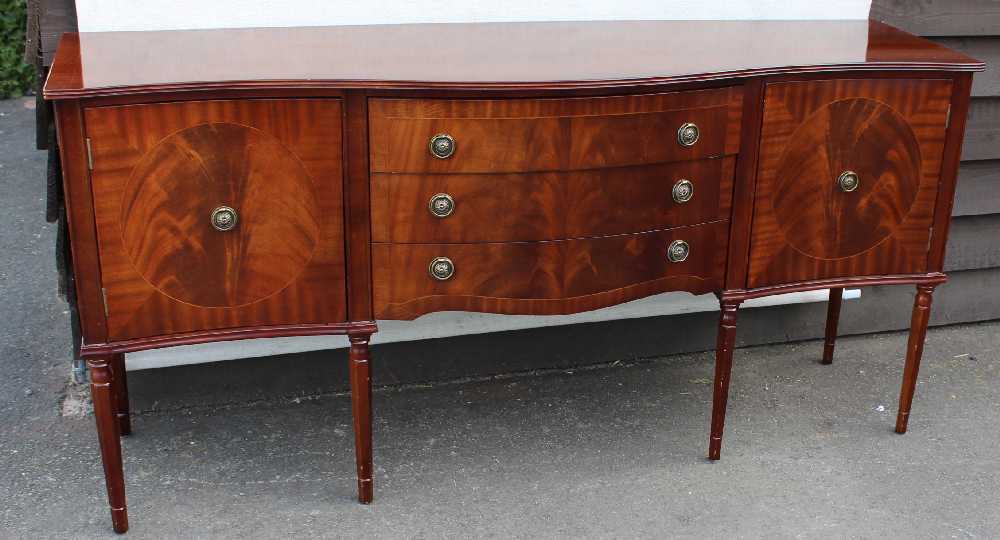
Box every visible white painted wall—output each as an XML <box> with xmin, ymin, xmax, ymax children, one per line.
<box><xmin>70</xmin><ymin>0</ymin><xmax>872</xmax><ymax>368</ymax></box>
<box><xmin>76</xmin><ymin>0</ymin><xmax>872</xmax><ymax>32</ymax></box>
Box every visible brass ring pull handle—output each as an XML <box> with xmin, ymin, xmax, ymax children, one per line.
<box><xmin>428</xmin><ymin>257</ymin><xmax>455</xmax><ymax>281</ymax></box>
<box><xmin>429</xmin><ymin>133</ymin><xmax>456</xmax><ymax>159</ymax></box>
<box><xmin>667</xmin><ymin>240</ymin><xmax>690</xmax><ymax>263</ymax></box>
<box><xmin>210</xmin><ymin>206</ymin><xmax>238</xmax><ymax>231</ymax></box>
<box><xmin>677</xmin><ymin>122</ymin><xmax>700</xmax><ymax>147</ymax></box>
<box><xmin>672</xmin><ymin>179</ymin><xmax>694</xmax><ymax>203</ymax></box>
<box><xmin>428</xmin><ymin>193</ymin><xmax>456</xmax><ymax>218</ymax></box>
<box><xmin>838</xmin><ymin>170</ymin><xmax>860</xmax><ymax>192</ymax></box>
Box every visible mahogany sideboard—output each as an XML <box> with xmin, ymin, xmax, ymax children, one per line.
<box><xmin>44</xmin><ymin>19</ymin><xmax>982</xmax><ymax>533</ymax></box>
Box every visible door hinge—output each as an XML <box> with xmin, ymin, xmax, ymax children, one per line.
<box><xmin>101</xmin><ymin>287</ymin><xmax>109</xmax><ymax>317</ymax></box>
<box><xmin>85</xmin><ymin>138</ymin><xmax>94</xmax><ymax>171</ymax></box>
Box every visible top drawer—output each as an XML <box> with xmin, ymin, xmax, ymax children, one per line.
<box><xmin>369</xmin><ymin>87</ymin><xmax>743</xmax><ymax>174</ymax></box>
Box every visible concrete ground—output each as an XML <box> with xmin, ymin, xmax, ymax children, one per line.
<box><xmin>2</xmin><ymin>96</ymin><xmax>1000</xmax><ymax>539</ymax></box>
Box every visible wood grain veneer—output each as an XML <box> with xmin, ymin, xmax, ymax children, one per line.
<box><xmin>747</xmin><ymin>78</ymin><xmax>953</xmax><ymax>288</ymax></box>
<box><xmin>53</xmin><ymin>101</ymin><xmax>108</xmax><ymax>344</ymax></box>
<box><xmin>84</xmin><ymin>99</ymin><xmax>348</xmax><ymax>340</ymax></box>
<box><xmin>371</xmin><ymin>156</ymin><xmax>735</xmax><ymax>243</ymax></box>
<box><xmin>369</xmin><ymin>88</ymin><xmax>742</xmax><ymax>174</ymax></box>
<box><xmin>373</xmin><ymin>221</ymin><xmax>728</xmax><ymax>320</ymax></box>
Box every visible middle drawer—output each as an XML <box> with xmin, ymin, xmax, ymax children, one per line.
<box><xmin>372</xmin><ymin>156</ymin><xmax>734</xmax><ymax>243</ymax></box>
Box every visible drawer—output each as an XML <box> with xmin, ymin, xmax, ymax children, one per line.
<box><xmin>372</xmin><ymin>157</ymin><xmax>735</xmax><ymax>242</ymax></box>
<box><xmin>84</xmin><ymin>99</ymin><xmax>348</xmax><ymax>340</ymax></box>
<box><xmin>373</xmin><ymin>221</ymin><xmax>728</xmax><ymax>319</ymax></box>
<box><xmin>369</xmin><ymin>87</ymin><xmax>742</xmax><ymax>174</ymax></box>
<box><xmin>747</xmin><ymin>78</ymin><xmax>952</xmax><ymax>288</ymax></box>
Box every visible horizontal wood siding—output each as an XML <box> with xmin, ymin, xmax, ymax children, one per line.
<box><xmin>944</xmin><ymin>214</ymin><xmax>1000</xmax><ymax>271</ymax></box>
<box><xmin>963</xmin><ymin>97</ymin><xmax>1000</xmax><ymax>161</ymax></box>
<box><xmin>933</xmin><ymin>37</ymin><xmax>1000</xmax><ymax>96</ymax></box>
<box><xmin>39</xmin><ymin>0</ymin><xmax>78</xmax><ymax>66</ymax></box>
<box><xmin>954</xmin><ymin>160</ymin><xmax>1000</xmax><ymax>215</ymax></box>
<box><xmin>871</xmin><ymin>1</ymin><xmax>1000</xmax><ymax>37</ymax></box>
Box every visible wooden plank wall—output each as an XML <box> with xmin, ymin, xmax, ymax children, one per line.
<box><xmin>27</xmin><ymin>0</ymin><xmax>78</xmax><ymax>67</ymax></box>
<box><xmin>873</xmin><ymin>1</ymin><xmax>1000</xmax><ymax>321</ymax></box>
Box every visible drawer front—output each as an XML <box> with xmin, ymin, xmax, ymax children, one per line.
<box><xmin>373</xmin><ymin>221</ymin><xmax>728</xmax><ymax>319</ymax></box>
<box><xmin>372</xmin><ymin>157</ymin><xmax>734</xmax><ymax>243</ymax></box>
<box><xmin>747</xmin><ymin>78</ymin><xmax>952</xmax><ymax>288</ymax></box>
<box><xmin>85</xmin><ymin>99</ymin><xmax>347</xmax><ymax>340</ymax></box>
<box><xmin>370</xmin><ymin>87</ymin><xmax>742</xmax><ymax>174</ymax></box>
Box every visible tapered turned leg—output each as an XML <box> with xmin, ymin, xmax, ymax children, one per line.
<box><xmin>896</xmin><ymin>284</ymin><xmax>935</xmax><ymax>434</ymax></box>
<box><xmin>87</xmin><ymin>357</ymin><xmax>129</xmax><ymax>533</ymax></box>
<box><xmin>109</xmin><ymin>353</ymin><xmax>131</xmax><ymax>436</ymax></box>
<box><xmin>822</xmin><ymin>288</ymin><xmax>844</xmax><ymax>365</ymax></box>
<box><xmin>348</xmin><ymin>333</ymin><xmax>374</xmax><ymax>504</ymax></box>
<box><xmin>709</xmin><ymin>300</ymin><xmax>741</xmax><ymax>460</ymax></box>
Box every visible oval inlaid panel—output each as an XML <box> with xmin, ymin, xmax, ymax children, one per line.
<box><xmin>771</xmin><ymin>98</ymin><xmax>922</xmax><ymax>260</ymax></box>
<box><xmin>120</xmin><ymin>123</ymin><xmax>320</xmax><ymax>308</ymax></box>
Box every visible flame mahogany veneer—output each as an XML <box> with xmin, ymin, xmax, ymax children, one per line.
<box><xmin>44</xmin><ymin>19</ymin><xmax>982</xmax><ymax>533</ymax></box>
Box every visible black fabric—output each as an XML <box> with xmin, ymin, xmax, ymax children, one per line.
<box><xmin>46</xmin><ymin>123</ymin><xmax>81</xmax><ymax>357</ymax></box>
<box><xmin>61</xmin><ymin>208</ymin><xmax>81</xmax><ymax>359</ymax></box>
<box><xmin>56</xmin><ymin>200</ymin><xmax>81</xmax><ymax>358</ymax></box>
<box><xmin>45</xmin><ymin>119</ymin><xmax>61</xmax><ymax>223</ymax></box>
<box><xmin>54</xmin><ymin>194</ymin><xmax>68</xmax><ymax>299</ymax></box>
<box><xmin>35</xmin><ymin>80</ymin><xmax>48</xmax><ymax>150</ymax></box>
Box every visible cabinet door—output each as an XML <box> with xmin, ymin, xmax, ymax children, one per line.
<box><xmin>85</xmin><ymin>99</ymin><xmax>346</xmax><ymax>341</ymax></box>
<box><xmin>747</xmin><ymin>78</ymin><xmax>952</xmax><ymax>289</ymax></box>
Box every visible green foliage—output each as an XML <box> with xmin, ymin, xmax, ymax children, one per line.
<box><xmin>0</xmin><ymin>0</ymin><xmax>34</xmax><ymax>98</ymax></box>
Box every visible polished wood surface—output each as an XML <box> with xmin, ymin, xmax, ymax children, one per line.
<box><xmin>723</xmin><ymin>78</ymin><xmax>765</xmax><ymax>290</ymax></box>
<box><xmin>84</xmin><ymin>98</ymin><xmax>348</xmax><ymax>340</ymax></box>
<box><xmin>372</xmin><ymin>157</ymin><xmax>735</xmax><ymax>243</ymax></box>
<box><xmin>708</xmin><ymin>299</ymin><xmax>740</xmax><ymax>461</ymax></box>
<box><xmin>118</xmin><ymin>123</ymin><xmax>321</xmax><ymax>308</ymax></box>
<box><xmin>79</xmin><ymin>322</ymin><xmax>377</xmax><ymax>357</ymax></box>
<box><xmin>747</xmin><ymin>78</ymin><xmax>953</xmax><ymax>288</ymax></box>
<box><xmin>370</xmin><ymin>89</ymin><xmax>742</xmax><ymax>173</ymax></box>
<box><xmin>43</xmin><ymin>20</ymin><xmax>982</xmax><ymax>99</ymax></box>
<box><xmin>87</xmin><ymin>356</ymin><xmax>128</xmax><ymax>533</ymax></box>
<box><xmin>344</xmin><ymin>91</ymin><xmax>376</xmax><ymax>321</ymax></box>
<box><xmin>927</xmin><ymin>72</ymin><xmax>975</xmax><ymax>271</ymax></box>
<box><xmin>348</xmin><ymin>332</ymin><xmax>374</xmax><ymax>504</ymax></box>
<box><xmin>373</xmin><ymin>221</ymin><xmax>728</xmax><ymax>320</ymax></box>
<box><xmin>896</xmin><ymin>284</ymin><xmax>935</xmax><ymax>433</ymax></box>
<box><xmin>722</xmin><ymin>272</ymin><xmax>948</xmax><ymax>302</ymax></box>
<box><xmin>53</xmin><ymin>101</ymin><xmax>107</xmax><ymax>345</ymax></box>
<box><xmin>109</xmin><ymin>353</ymin><xmax>130</xmax><ymax>436</ymax></box>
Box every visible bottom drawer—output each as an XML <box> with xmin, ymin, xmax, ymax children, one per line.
<box><xmin>374</xmin><ymin>221</ymin><xmax>728</xmax><ymax>319</ymax></box>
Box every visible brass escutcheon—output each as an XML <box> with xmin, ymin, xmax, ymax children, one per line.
<box><xmin>428</xmin><ymin>193</ymin><xmax>455</xmax><ymax>218</ymax></box>
<box><xmin>667</xmin><ymin>240</ymin><xmax>690</xmax><ymax>263</ymax></box>
<box><xmin>838</xmin><ymin>170</ymin><xmax>860</xmax><ymax>192</ymax></box>
<box><xmin>210</xmin><ymin>206</ymin><xmax>238</xmax><ymax>231</ymax></box>
<box><xmin>429</xmin><ymin>134</ymin><xmax>456</xmax><ymax>159</ymax></box>
<box><xmin>672</xmin><ymin>179</ymin><xmax>694</xmax><ymax>203</ymax></box>
<box><xmin>428</xmin><ymin>256</ymin><xmax>455</xmax><ymax>280</ymax></box>
<box><xmin>677</xmin><ymin>122</ymin><xmax>700</xmax><ymax>147</ymax></box>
